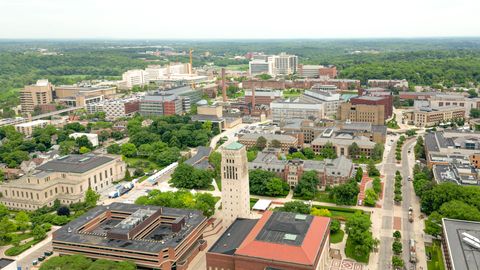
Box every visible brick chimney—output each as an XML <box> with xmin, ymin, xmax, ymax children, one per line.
<box><xmin>221</xmin><ymin>68</ymin><xmax>227</xmax><ymax>102</ymax></box>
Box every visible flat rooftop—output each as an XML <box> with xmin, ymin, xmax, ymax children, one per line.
<box><xmin>225</xmin><ymin>141</ymin><xmax>244</xmax><ymax>150</ymax></box>
<box><xmin>209</xmin><ymin>218</ymin><xmax>258</xmax><ymax>255</ymax></box>
<box><xmin>443</xmin><ymin>218</ymin><xmax>480</xmax><ymax>270</ymax></box>
<box><xmin>53</xmin><ymin>203</ymin><xmax>206</xmax><ymax>254</ymax></box>
<box><xmin>235</xmin><ymin>211</ymin><xmax>330</xmax><ymax>266</ymax></box>
<box><xmin>36</xmin><ymin>154</ymin><xmax>114</xmax><ymax>174</ymax></box>
<box><xmin>0</xmin><ymin>258</ymin><xmax>14</xmax><ymax>269</ymax></box>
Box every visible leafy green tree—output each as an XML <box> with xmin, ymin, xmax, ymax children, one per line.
<box><xmin>209</xmin><ymin>152</ymin><xmax>221</xmax><ymax>181</ymax></box>
<box><xmin>320</xmin><ymin>142</ymin><xmax>337</xmax><ymax>159</ymax></box>
<box><xmin>32</xmin><ymin>225</ymin><xmax>47</xmax><ymax>241</ymax></box>
<box><xmin>85</xmin><ymin>188</ymin><xmax>100</xmax><ymax>209</ymax></box>
<box><xmin>371</xmin><ymin>143</ymin><xmax>384</xmax><ymax>161</ymax></box>
<box><xmin>348</xmin><ymin>142</ymin><xmax>360</xmax><ymax>158</ymax></box>
<box><xmin>392</xmin><ymin>256</ymin><xmax>404</xmax><ymax>268</ymax></box>
<box><xmin>121</xmin><ymin>143</ymin><xmax>137</xmax><ymax>157</ymax></box>
<box><xmin>294</xmin><ymin>171</ymin><xmax>320</xmax><ymax>199</ymax></box>
<box><xmin>310</xmin><ymin>208</ymin><xmax>332</xmax><ymax>217</ymax></box>
<box><xmin>171</xmin><ymin>163</ymin><xmax>213</xmax><ymax>189</ymax></box>
<box><xmin>372</xmin><ymin>177</ymin><xmax>381</xmax><ymax>194</ymax></box>
<box><xmin>282</xmin><ymin>201</ymin><xmax>310</xmax><ymax>214</ymax></box>
<box><xmin>367</xmin><ymin>161</ymin><xmax>380</xmax><ymax>177</ymax></box>
<box><xmin>363</xmin><ymin>188</ymin><xmax>378</xmax><ymax>207</ymax></box>
<box><xmin>302</xmin><ymin>147</ymin><xmax>315</xmax><ymax>159</ymax></box>
<box><xmin>106</xmin><ymin>143</ymin><xmax>121</xmax><ymax>154</ymax></box>
<box><xmin>270</xmin><ymin>139</ymin><xmax>281</xmax><ymax>149</ymax></box>
<box><xmin>439</xmin><ymin>200</ymin><xmax>480</xmax><ymax>221</ymax></box>
<box><xmin>79</xmin><ymin>146</ymin><xmax>91</xmax><ymax>154</ymax></box>
<box><xmin>15</xmin><ymin>211</ymin><xmax>30</xmax><ymax>232</ymax></box>
<box><xmin>155</xmin><ymin>147</ymin><xmax>180</xmax><ymax>166</ymax></box>
<box><xmin>57</xmin><ymin>206</ymin><xmax>70</xmax><ymax>216</ymax></box>
<box><xmin>330</xmin><ymin>179</ymin><xmax>359</xmax><ymax>205</ymax></box>
<box><xmin>393</xmin><ymin>230</ymin><xmax>401</xmax><ymax>240</ymax></box>
<box><xmin>59</xmin><ymin>140</ymin><xmax>76</xmax><ymax>155</ymax></box>
<box><xmin>0</xmin><ymin>204</ymin><xmax>8</xmax><ymax>218</ymax></box>
<box><xmin>265</xmin><ymin>177</ymin><xmax>289</xmax><ymax>197</ymax></box>
<box><xmin>75</xmin><ymin>135</ymin><xmax>94</xmax><ymax>150</ymax></box>
<box><xmin>330</xmin><ymin>219</ymin><xmax>341</xmax><ymax>233</ymax></box>
<box><xmin>355</xmin><ymin>167</ymin><xmax>363</xmax><ymax>182</ymax></box>
<box><xmin>247</xmin><ymin>150</ymin><xmax>258</xmax><ymax>162</ymax></box>
<box><xmin>249</xmin><ymin>169</ymin><xmax>289</xmax><ymax>197</ymax></box>
<box><xmin>345</xmin><ymin>212</ymin><xmax>374</xmax><ymax>258</ymax></box>
<box><xmin>40</xmin><ymin>255</ymin><xmax>93</xmax><ymax>270</ymax></box>
<box><xmin>468</xmin><ymin>89</ymin><xmax>478</xmax><ymax>98</ymax></box>
<box><xmin>288</xmin><ymin>151</ymin><xmax>306</xmax><ymax>160</ymax></box>
<box><xmin>88</xmin><ymin>259</ymin><xmax>136</xmax><ymax>270</ymax></box>
<box><xmin>424</xmin><ymin>211</ymin><xmax>443</xmax><ymax>238</ymax></box>
<box><xmin>392</xmin><ymin>240</ymin><xmax>403</xmax><ymax>255</ymax></box>
<box><xmin>255</xmin><ymin>136</ymin><xmax>267</xmax><ymax>150</ymax></box>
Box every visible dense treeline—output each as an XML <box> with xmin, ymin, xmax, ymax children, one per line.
<box><xmin>337</xmin><ymin>50</ymin><xmax>480</xmax><ymax>86</ymax></box>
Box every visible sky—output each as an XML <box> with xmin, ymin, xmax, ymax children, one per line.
<box><xmin>1</xmin><ymin>0</ymin><xmax>479</xmax><ymax>39</ymax></box>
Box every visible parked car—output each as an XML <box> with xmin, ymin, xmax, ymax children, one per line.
<box><xmin>32</xmin><ymin>260</ymin><xmax>38</xmax><ymax>266</ymax></box>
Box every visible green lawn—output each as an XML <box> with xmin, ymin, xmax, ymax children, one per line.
<box><xmin>426</xmin><ymin>240</ymin><xmax>446</xmax><ymax>270</ymax></box>
<box><xmin>345</xmin><ymin>236</ymin><xmax>370</xmax><ymax>263</ymax></box>
<box><xmin>313</xmin><ymin>191</ymin><xmax>335</xmax><ymax>203</ymax></box>
<box><xmin>330</xmin><ymin>229</ymin><xmax>345</xmax><ymax>244</ymax></box>
<box><xmin>123</xmin><ymin>157</ymin><xmax>161</xmax><ymax>172</ymax></box>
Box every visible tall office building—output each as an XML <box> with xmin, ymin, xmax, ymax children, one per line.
<box><xmin>20</xmin><ymin>79</ymin><xmax>54</xmax><ymax>113</ymax></box>
<box><xmin>221</xmin><ymin>142</ymin><xmax>250</xmax><ymax>226</ymax></box>
<box><xmin>248</xmin><ymin>53</ymin><xmax>298</xmax><ymax>76</ymax></box>
<box><xmin>271</xmin><ymin>52</ymin><xmax>298</xmax><ymax>75</ymax></box>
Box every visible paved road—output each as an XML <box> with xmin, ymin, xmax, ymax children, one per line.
<box><xmin>377</xmin><ymin>135</ymin><xmax>398</xmax><ymax>270</ymax></box>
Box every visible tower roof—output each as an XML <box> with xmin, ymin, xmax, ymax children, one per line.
<box><xmin>225</xmin><ymin>141</ymin><xmax>244</xmax><ymax>150</ymax></box>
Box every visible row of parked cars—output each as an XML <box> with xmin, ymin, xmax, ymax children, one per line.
<box><xmin>32</xmin><ymin>250</ymin><xmax>53</xmax><ymax>265</ymax></box>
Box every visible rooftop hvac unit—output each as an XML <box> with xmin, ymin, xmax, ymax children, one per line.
<box><xmin>463</xmin><ymin>237</ymin><xmax>480</xmax><ymax>249</ymax></box>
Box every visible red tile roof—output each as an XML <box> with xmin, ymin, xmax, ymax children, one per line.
<box><xmin>235</xmin><ymin>211</ymin><xmax>330</xmax><ymax>266</ymax></box>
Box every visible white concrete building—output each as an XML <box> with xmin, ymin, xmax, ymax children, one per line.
<box><xmin>86</xmin><ymin>97</ymin><xmax>140</xmax><ymax>120</ymax></box>
<box><xmin>69</xmin><ymin>133</ymin><xmax>99</xmax><ymax>147</ymax></box>
<box><xmin>221</xmin><ymin>142</ymin><xmax>250</xmax><ymax>226</ymax></box>
<box><xmin>14</xmin><ymin>120</ymin><xmax>50</xmax><ymax>137</ymax></box>
<box><xmin>248</xmin><ymin>52</ymin><xmax>298</xmax><ymax>76</ymax></box>
<box><xmin>121</xmin><ymin>69</ymin><xmax>147</xmax><ymax>88</ymax></box>
<box><xmin>271</xmin><ymin>99</ymin><xmax>324</xmax><ymax>124</ymax></box>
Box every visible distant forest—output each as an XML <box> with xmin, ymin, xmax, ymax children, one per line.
<box><xmin>0</xmin><ymin>38</ymin><xmax>479</xmax><ymax>111</ymax></box>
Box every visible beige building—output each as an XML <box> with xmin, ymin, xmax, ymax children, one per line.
<box><xmin>55</xmin><ymin>85</ymin><xmax>117</xmax><ymax>107</ymax></box>
<box><xmin>197</xmin><ymin>104</ymin><xmax>222</xmax><ymax>118</ymax></box>
<box><xmin>14</xmin><ymin>120</ymin><xmax>50</xmax><ymax>137</ymax></box>
<box><xmin>238</xmin><ymin>133</ymin><xmax>299</xmax><ymax>152</ymax></box>
<box><xmin>0</xmin><ymin>154</ymin><xmax>126</xmax><ymax>210</ymax></box>
<box><xmin>404</xmin><ymin>107</ymin><xmax>465</xmax><ymax>127</ymax></box>
<box><xmin>221</xmin><ymin>142</ymin><xmax>250</xmax><ymax>226</ymax></box>
<box><xmin>311</xmin><ymin>129</ymin><xmax>376</xmax><ymax>158</ymax></box>
<box><xmin>338</xmin><ymin>103</ymin><xmax>385</xmax><ymax>125</ymax></box>
<box><xmin>20</xmin><ymin>80</ymin><xmax>54</xmax><ymax>113</ymax></box>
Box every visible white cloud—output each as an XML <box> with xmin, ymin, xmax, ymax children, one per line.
<box><xmin>0</xmin><ymin>0</ymin><xmax>479</xmax><ymax>39</ymax></box>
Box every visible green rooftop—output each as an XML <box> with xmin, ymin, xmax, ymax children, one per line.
<box><xmin>225</xmin><ymin>141</ymin><xmax>244</xmax><ymax>150</ymax></box>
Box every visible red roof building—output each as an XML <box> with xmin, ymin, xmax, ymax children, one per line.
<box><xmin>206</xmin><ymin>211</ymin><xmax>331</xmax><ymax>270</ymax></box>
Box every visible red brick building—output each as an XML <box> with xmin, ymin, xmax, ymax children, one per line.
<box><xmin>206</xmin><ymin>211</ymin><xmax>331</xmax><ymax>270</ymax></box>
<box><xmin>351</xmin><ymin>95</ymin><xmax>393</xmax><ymax>119</ymax></box>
